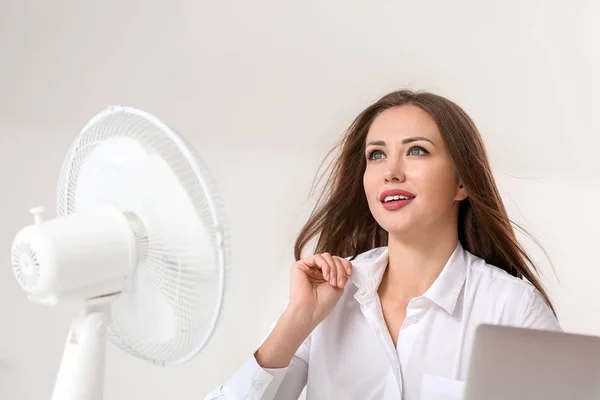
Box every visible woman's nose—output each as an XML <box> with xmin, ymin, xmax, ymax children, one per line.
<box><xmin>384</xmin><ymin>161</ymin><xmax>406</xmax><ymax>183</ymax></box>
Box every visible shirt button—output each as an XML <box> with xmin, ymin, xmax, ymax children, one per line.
<box><xmin>245</xmin><ymin>396</ymin><xmax>255</xmax><ymax>400</ymax></box>
<box><xmin>411</xmin><ymin>316</ymin><xmax>419</xmax><ymax>324</ymax></box>
<box><xmin>253</xmin><ymin>381</ymin><xmax>262</xmax><ymax>388</ymax></box>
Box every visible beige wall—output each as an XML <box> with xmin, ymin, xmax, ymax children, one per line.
<box><xmin>1</xmin><ymin>1</ymin><xmax>599</xmax><ymax>398</ymax></box>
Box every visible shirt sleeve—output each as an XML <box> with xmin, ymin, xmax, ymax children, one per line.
<box><xmin>518</xmin><ymin>286</ymin><xmax>562</xmax><ymax>332</ymax></box>
<box><xmin>204</xmin><ymin>335</ymin><xmax>310</xmax><ymax>400</ymax></box>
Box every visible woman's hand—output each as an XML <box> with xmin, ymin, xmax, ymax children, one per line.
<box><xmin>255</xmin><ymin>253</ymin><xmax>353</xmax><ymax>369</ymax></box>
<box><xmin>288</xmin><ymin>253</ymin><xmax>353</xmax><ymax>328</ymax></box>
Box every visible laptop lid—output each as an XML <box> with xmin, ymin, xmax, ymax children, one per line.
<box><xmin>463</xmin><ymin>324</ymin><xmax>600</xmax><ymax>400</ymax></box>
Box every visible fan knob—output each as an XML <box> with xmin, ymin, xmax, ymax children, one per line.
<box><xmin>29</xmin><ymin>206</ymin><xmax>45</xmax><ymax>224</ymax></box>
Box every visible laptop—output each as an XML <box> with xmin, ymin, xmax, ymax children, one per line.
<box><xmin>463</xmin><ymin>324</ymin><xmax>600</xmax><ymax>400</ymax></box>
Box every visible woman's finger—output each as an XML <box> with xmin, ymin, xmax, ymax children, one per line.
<box><xmin>333</xmin><ymin>256</ymin><xmax>347</xmax><ymax>288</ymax></box>
<box><xmin>319</xmin><ymin>253</ymin><xmax>338</xmax><ymax>287</ymax></box>
<box><xmin>294</xmin><ymin>260</ymin><xmax>324</xmax><ymax>281</ymax></box>
<box><xmin>339</xmin><ymin>257</ymin><xmax>352</xmax><ymax>276</ymax></box>
<box><xmin>314</xmin><ymin>254</ymin><xmax>331</xmax><ymax>282</ymax></box>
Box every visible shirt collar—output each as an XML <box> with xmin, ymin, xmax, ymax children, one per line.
<box><xmin>350</xmin><ymin>241</ymin><xmax>468</xmax><ymax>315</ymax></box>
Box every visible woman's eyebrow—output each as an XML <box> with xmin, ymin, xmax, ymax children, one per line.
<box><xmin>366</xmin><ymin>136</ymin><xmax>434</xmax><ymax>147</ymax></box>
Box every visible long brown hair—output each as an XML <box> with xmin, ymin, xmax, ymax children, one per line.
<box><xmin>294</xmin><ymin>89</ymin><xmax>555</xmax><ymax>314</ymax></box>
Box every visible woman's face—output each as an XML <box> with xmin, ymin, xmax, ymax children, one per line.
<box><xmin>363</xmin><ymin>105</ymin><xmax>467</xmax><ymax>237</ymax></box>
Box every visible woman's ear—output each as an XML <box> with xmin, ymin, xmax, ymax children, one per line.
<box><xmin>455</xmin><ymin>181</ymin><xmax>468</xmax><ymax>201</ymax></box>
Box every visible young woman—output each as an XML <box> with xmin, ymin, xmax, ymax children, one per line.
<box><xmin>205</xmin><ymin>90</ymin><xmax>560</xmax><ymax>400</ymax></box>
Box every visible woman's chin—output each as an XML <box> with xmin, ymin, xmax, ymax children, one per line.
<box><xmin>382</xmin><ymin>225</ymin><xmax>413</xmax><ymax>238</ymax></box>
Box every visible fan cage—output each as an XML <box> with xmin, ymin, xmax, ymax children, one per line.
<box><xmin>56</xmin><ymin>106</ymin><xmax>230</xmax><ymax>365</ymax></box>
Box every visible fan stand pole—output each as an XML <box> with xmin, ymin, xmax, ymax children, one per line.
<box><xmin>51</xmin><ymin>295</ymin><xmax>117</xmax><ymax>400</ymax></box>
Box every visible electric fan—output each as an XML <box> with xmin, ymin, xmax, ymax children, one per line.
<box><xmin>10</xmin><ymin>106</ymin><xmax>229</xmax><ymax>400</ymax></box>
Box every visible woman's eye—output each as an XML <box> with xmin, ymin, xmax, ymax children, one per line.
<box><xmin>368</xmin><ymin>150</ymin><xmax>385</xmax><ymax>160</ymax></box>
<box><xmin>408</xmin><ymin>146</ymin><xmax>428</xmax><ymax>156</ymax></box>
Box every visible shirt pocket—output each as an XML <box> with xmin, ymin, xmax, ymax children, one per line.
<box><xmin>420</xmin><ymin>374</ymin><xmax>465</xmax><ymax>400</ymax></box>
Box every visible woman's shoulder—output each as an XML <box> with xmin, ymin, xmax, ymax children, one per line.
<box><xmin>463</xmin><ymin>251</ymin><xmax>559</xmax><ymax>330</ymax></box>
<box><xmin>464</xmin><ymin>250</ymin><xmax>536</xmax><ymax>292</ymax></box>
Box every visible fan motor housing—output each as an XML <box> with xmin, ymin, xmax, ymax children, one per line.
<box><xmin>11</xmin><ymin>206</ymin><xmax>136</xmax><ymax>304</ymax></box>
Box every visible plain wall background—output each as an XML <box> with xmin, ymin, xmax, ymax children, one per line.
<box><xmin>1</xmin><ymin>1</ymin><xmax>599</xmax><ymax>398</ymax></box>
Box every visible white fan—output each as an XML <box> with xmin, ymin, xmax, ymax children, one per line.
<box><xmin>10</xmin><ymin>106</ymin><xmax>229</xmax><ymax>400</ymax></box>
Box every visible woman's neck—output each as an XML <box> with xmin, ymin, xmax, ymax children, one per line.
<box><xmin>378</xmin><ymin>226</ymin><xmax>459</xmax><ymax>304</ymax></box>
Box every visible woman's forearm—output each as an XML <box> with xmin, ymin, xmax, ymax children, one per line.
<box><xmin>254</xmin><ymin>307</ymin><xmax>316</xmax><ymax>369</ymax></box>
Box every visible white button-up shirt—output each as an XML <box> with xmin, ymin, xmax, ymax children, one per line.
<box><xmin>206</xmin><ymin>242</ymin><xmax>561</xmax><ymax>400</ymax></box>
